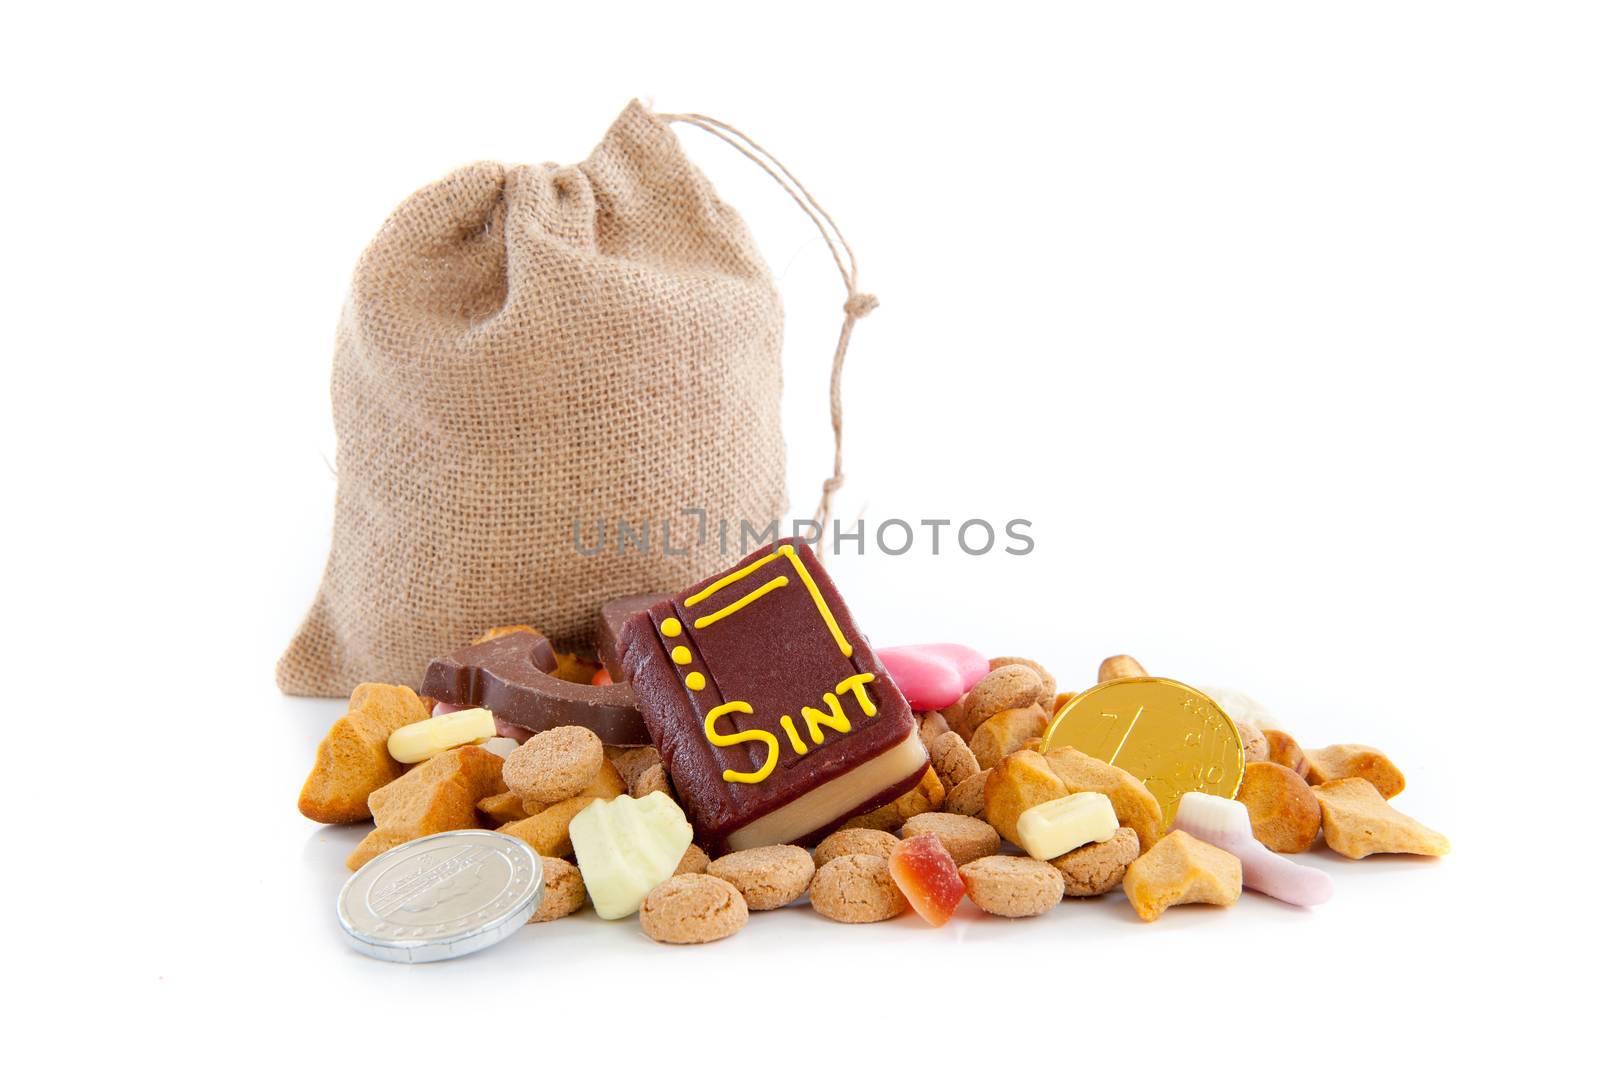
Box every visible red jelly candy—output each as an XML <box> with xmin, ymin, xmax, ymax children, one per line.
<box><xmin>889</xmin><ymin>833</ymin><xmax>965</xmax><ymax>926</ymax></box>
<box><xmin>591</xmin><ymin>667</ymin><xmax>614</xmax><ymax>686</ymax></box>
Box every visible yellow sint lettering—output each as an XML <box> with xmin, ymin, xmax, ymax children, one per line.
<box><xmin>779</xmin><ymin>715</ymin><xmax>808</xmax><ymax>755</ymax></box>
<box><xmin>835</xmin><ymin>673</ymin><xmax>877</xmax><ymax>718</ymax></box>
<box><xmin>801</xmin><ymin>692</ymin><xmax>854</xmax><ymax>745</ymax></box>
<box><xmin>703</xmin><ymin>702</ymin><xmax>780</xmax><ymax>784</ymax></box>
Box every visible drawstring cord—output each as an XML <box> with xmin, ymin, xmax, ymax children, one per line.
<box><xmin>662</xmin><ymin>112</ymin><xmax>877</xmax><ymax>544</ymax></box>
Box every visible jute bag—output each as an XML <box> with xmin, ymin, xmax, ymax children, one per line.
<box><xmin>278</xmin><ymin>101</ymin><xmax>873</xmax><ymax>696</ymax></box>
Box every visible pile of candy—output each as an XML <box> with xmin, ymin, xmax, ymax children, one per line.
<box><xmin>301</xmin><ymin>538</ymin><xmax>1448</xmax><ymax>957</ymax></box>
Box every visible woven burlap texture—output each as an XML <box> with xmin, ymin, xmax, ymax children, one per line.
<box><xmin>278</xmin><ymin>100</ymin><xmax>786</xmax><ymax>696</ymax></box>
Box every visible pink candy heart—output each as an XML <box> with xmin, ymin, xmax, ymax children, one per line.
<box><xmin>877</xmin><ymin>643</ymin><xmax>990</xmax><ymax>711</ymax></box>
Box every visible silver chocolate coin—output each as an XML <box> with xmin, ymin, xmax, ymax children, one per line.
<box><xmin>337</xmin><ymin>830</ymin><xmax>543</xmax><ymax>963</ymax></box>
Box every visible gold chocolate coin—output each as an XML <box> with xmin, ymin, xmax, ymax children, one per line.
<box><xmin>1040</xmin><ymin>676</ymin><xmax>1244</xmax><ymax>827</ymax></box>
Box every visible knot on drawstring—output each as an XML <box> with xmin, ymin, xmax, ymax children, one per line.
<box><xmin>844</xmin><ymin>292</ymin><xmax>879</xmax><ymax>319</ymax></box>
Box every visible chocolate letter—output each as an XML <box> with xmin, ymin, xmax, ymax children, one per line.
<box><xmin>422</xmin><ymin>630</ymin><xmax>652</xmax><ymax>746</ymax></box>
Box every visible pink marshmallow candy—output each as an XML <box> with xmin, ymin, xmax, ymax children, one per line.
<box><xmin>1172</xmin><ymin>792</ymin><xmax>1334</xmax><ymax>908</ymax></box>
<box><xmin>877</xmin><ymin>643</ymin><xmax>991</xmax><ymax>711</ymax></box>
<box><xmin>494</xmin><ymin>716</ymin><xmax>534</xmax><ymax>743</ymax></box>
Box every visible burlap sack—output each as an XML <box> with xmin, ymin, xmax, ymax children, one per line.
<box><xmin>279</xmin><ymin>101</ymin><xmax>794</xmax><ymax>696</ymax></box>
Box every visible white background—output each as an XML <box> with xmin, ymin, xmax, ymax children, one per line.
<box><xmin>5</xmin><ymin>2</ymin><xmax>1595</xmax><ymax>1059</ymax></box>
